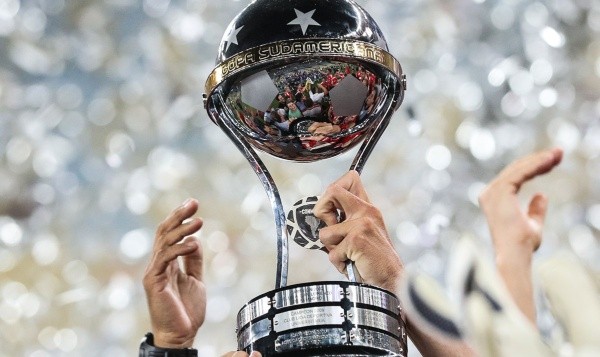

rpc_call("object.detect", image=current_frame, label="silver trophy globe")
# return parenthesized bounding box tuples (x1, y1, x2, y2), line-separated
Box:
(204, 0, 407, 355)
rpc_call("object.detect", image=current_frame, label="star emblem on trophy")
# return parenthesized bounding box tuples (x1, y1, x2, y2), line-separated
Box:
(204, 0, 408, 355)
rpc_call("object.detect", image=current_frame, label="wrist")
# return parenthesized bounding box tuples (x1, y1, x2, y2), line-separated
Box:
(495, 249, 533, 274)
(378, 259, 405, 293)
(139, 332, 198, 357)
(153, 332, 195, 349)
(491, 228, 540, 253)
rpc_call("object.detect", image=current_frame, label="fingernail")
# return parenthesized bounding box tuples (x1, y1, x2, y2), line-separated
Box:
(182, 198, 193, 207)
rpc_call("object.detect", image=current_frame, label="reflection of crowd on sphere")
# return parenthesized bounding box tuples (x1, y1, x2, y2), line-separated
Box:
(230, 62, 381, 147)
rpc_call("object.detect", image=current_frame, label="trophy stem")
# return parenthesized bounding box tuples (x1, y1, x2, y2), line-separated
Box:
(345, 79, 404, 282)
(216, 115, 289, 290)
(349, 87, 403, 174)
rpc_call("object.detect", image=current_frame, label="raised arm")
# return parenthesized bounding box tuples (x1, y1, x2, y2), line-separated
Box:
(478, 147, 563, 324)
(142, 198, 206, 349)
(141, 199, 262, 357)
(314, 171, 475, 357)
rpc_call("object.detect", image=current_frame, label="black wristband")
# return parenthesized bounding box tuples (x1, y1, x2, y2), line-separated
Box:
(139, 332, 198, 357)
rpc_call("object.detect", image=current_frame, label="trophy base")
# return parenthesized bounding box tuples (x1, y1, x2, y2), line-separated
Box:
(236, 281, 407, 356)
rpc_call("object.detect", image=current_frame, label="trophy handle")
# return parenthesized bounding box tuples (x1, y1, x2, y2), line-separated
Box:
(346, 76, 405, 283)
(212, 106, 289, 290)
(349, 89, 402, 174)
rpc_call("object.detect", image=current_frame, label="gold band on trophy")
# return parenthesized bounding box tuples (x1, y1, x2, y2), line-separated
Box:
(204, 38, 403, 95)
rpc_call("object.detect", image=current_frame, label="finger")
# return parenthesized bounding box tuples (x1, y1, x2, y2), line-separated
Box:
(318, 219, 362, 249)
(313, 195, 342, 226)
(333, 170, 370, 202)
(250, 352, 262, 357)
(494, 149, 555, 187)
(548, 146, 564, 165)
(181, 238, 203, 281)
(156, 199, 199, 239)
(322, 219, 369, 277)
(527, 193, 548, 227)
(496, 148, 563, 192)
(145, 242, 199, 279)
(328, 245, 350, 276)
(314, 183, 371, 226)
(314, 171, 369, 226)
(161, 218, 203, 248)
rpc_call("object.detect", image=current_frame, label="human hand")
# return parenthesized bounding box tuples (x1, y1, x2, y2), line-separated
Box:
(314, 172, 473, 356)
(478, 147, 563, 257)
(478, 147, 563, 323)
(143, 198, 206, 348)
(313, 170, 403, 292)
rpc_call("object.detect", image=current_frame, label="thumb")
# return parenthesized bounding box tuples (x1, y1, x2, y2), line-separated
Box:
(527, 193, 547, 226)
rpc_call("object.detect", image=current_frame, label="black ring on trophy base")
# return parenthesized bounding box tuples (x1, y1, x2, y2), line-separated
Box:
(236, 281, 407, 356)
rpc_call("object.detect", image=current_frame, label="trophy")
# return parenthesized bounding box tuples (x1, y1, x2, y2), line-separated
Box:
(203, 0, 407, 355)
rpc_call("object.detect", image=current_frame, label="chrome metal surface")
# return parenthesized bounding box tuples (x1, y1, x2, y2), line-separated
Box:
(209, 96, 289, 290)
(239, 318, 272, 350)
(347, 285, 402, 315)
(236, 282, 406, 356)
(274, 328, 346, 353)
(238, 296, 273, 329)
(273, 306, 345, 332)
(350, 328, 406, 354)
(274, 283, 344, 309)
(347, 307, 400, 332)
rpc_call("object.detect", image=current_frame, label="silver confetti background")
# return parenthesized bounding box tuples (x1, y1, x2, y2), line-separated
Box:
(0, 0, 599, 356)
